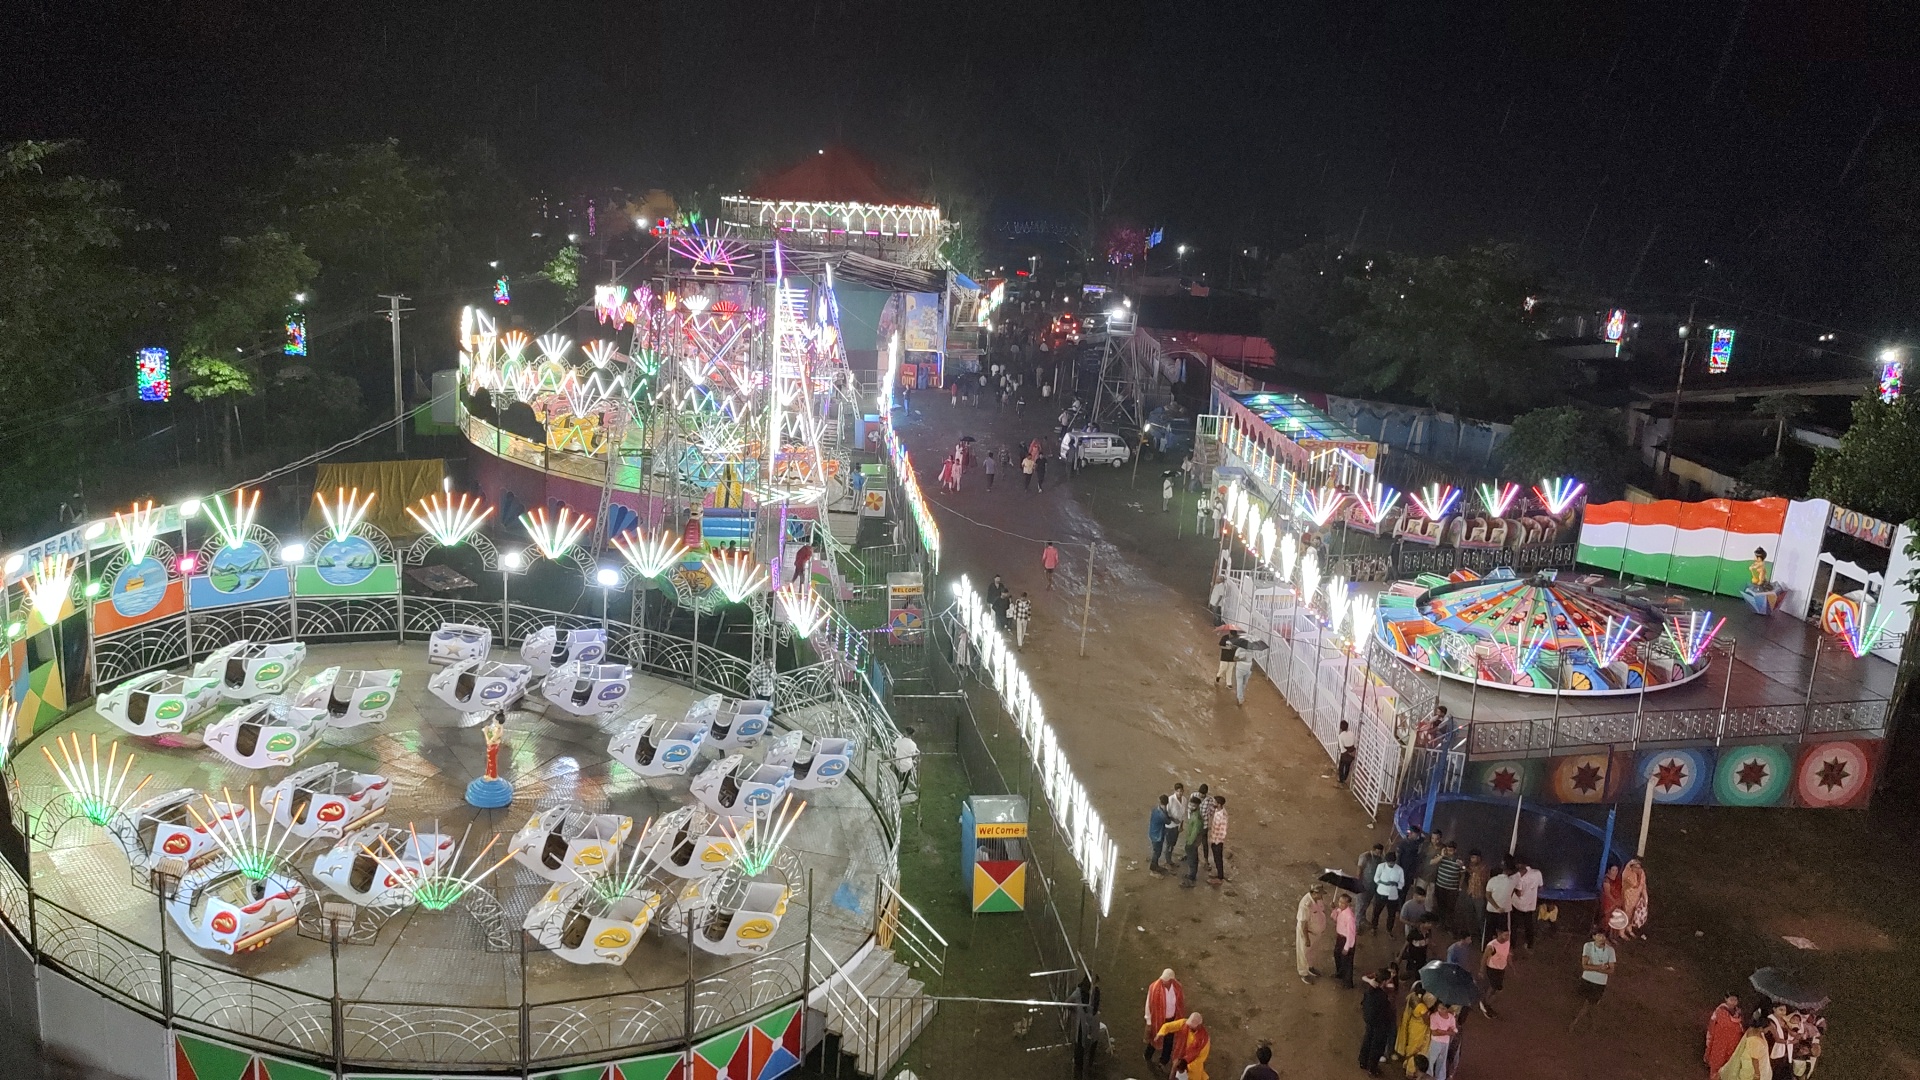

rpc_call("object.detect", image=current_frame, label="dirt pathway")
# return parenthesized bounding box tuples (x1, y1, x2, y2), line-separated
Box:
(898, 397, 1711, 1080)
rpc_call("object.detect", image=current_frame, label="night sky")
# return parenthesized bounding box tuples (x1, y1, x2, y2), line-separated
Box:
(7, 0, 1918, 326)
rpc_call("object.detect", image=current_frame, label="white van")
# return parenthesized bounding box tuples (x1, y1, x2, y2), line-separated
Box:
(1074, 432, 1131, 468)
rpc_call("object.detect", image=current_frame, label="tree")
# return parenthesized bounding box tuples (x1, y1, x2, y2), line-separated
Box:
(178, 229, 317, 467)
(1809, 397, 1920, 524)
(268, 140, 450, 298)
(1336, 243, 1559, 420)
(1498, 406, 1637, 498)
(1753, 392, 1813, 455)
(1260, 240, 1369, 371)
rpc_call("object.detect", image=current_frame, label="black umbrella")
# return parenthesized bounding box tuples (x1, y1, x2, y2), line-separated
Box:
(1318, 869, 1363, 894)
(1417, 961, 1481, 1007)
(1749, 968, 1829, 1011)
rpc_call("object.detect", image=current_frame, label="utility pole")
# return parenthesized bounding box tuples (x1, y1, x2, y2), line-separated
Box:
(1657, 299, 1698, 491)
(380, 294, 413, 456)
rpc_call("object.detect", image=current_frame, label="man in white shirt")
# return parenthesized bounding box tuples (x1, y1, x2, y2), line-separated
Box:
(1509, 857, 1544, 951)
(1336, 721, 1359, 786)
(1368, 853, 1406, 933)
(1483, 861, 1514, 943)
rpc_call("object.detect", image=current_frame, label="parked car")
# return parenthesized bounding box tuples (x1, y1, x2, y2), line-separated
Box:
(1072, 432, 1131, 468)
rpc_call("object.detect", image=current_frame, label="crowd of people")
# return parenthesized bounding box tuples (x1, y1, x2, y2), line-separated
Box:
(1706, 994, 1827, 1078)
(1146, 781, 1233, 888)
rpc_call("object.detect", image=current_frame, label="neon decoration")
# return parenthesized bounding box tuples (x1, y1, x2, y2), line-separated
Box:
(1354, 484, 1402, 526)
(881, 421, 942, 571)
(204, 489, 261, 550)
(1409, 483, 1461, 520)
(365, 824, 515, 912)
(1299, 551, 1322, 608)
(1604, 309, 1627, 342)
(285, 313, 308, 357)
(611, 529, 689, 579)
(42, 733, 152, 827)
(111, 501, 164, 564)
(406, 493, 493, 547)
(137, 347, 171, 402)
(953, 574, 1117, 915)
(24, 554, 76, 624)
(518, 508, 592, 561)
(1708, 328, 1734, 374)
(1514, 613, 1551, 674)
(580, 340, 621, 369)
(493, 277, 510, 305)
(0, 701, 12, 771)
(1295, 486, 1349, 528)
(1325, 576, 1350, 631)
(1278, 533, 1299, 584)
(1534, 477, 1586, 516)
(579, 828, 657, 904)
(1837, 603, 1894, 658)
(703, 550, 770, 603)
(1880, 349, 1904, 403)
(776, 582, 829, 638)
(192, 787, 299, 881)
(1664, 610, 1726, 666)
(1583, 615, 1641, 667)
(715, 794, 806, 877)
(671, 221, 748, 274)
(1257, 518, 1277, 565)
(536, 334, 571, 365)
(1477, 482, 1520, 518)
(593, 285, 629, 324)
(315, 487, 376, 539)
(1348, 594, 1375, 648)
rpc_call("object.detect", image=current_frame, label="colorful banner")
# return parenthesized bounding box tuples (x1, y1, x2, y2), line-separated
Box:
(187, 541, 290, 610)
(1793, 739, 1877, 809)
(294, 534, 399, 598)
(1576, 497, 1787, 597)
(1467, 739, 1881, 811)
(94, 557, 185, 634)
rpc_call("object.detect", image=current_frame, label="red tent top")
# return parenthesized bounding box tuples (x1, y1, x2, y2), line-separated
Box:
(746, 146, 930, 208)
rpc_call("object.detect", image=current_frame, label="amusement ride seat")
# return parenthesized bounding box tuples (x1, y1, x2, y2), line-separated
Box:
(126, 691, 152, 727)
(233, 720, 263, 757)
(561, 910, 592, 950)
(540, 830, 568, 871)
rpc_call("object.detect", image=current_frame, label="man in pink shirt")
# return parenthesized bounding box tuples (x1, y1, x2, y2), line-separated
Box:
(1042, 541, 1061, 589)
(1333, 892, 1360, 987)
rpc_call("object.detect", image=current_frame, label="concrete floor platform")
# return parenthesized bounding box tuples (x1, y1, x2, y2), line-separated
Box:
(14, 641, 888, 1012)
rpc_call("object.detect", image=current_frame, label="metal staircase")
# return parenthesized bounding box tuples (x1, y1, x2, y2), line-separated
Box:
(811, 880, 947, 1077)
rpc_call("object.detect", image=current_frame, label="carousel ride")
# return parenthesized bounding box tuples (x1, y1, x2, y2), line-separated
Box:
(0, 226, 905, 1072)
(1377, 570, 1724, 695)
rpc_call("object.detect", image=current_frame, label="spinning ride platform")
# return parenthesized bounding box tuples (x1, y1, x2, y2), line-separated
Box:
(1379, 571, 1713, 696)
(9, 641, 890, 1069)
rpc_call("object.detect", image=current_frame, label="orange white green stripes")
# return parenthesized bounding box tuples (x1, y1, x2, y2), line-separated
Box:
(1576, 497, 1787, 597)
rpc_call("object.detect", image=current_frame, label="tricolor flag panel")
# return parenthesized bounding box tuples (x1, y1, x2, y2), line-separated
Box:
(1576, 497, 1787, 597)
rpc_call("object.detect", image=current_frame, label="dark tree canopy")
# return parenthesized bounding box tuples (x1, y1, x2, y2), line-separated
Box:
(1498, 405, 1637, 499)
(1810, 398, 1920, 525)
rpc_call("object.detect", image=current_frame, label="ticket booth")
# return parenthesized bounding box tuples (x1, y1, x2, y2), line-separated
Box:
(961, 795, 1027, 913)
(887, 572, 925, 644)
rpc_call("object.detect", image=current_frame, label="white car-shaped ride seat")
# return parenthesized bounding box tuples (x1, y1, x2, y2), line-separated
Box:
(688, 694, 774, 751)
(670, 876, 790, 956)
(765, 731, 855, 790)
(522, 879, 663, 965)
(690, 755, 794, 819)
(97, 670, 223, 736)
(640, 807, 743, 880)
(108, 789, 248, 873)
(428, 622, 493, 666)
(608, 714, 706, 778)
(289, 666, 402, 728)
(167, 862, 304, 955)
(195, 640, 309, 700)
(509, 805, 633, 882)
(204, 700, 328, 770)
(428, 658, 532, 713)
(540, 661, 634, 718)
(520, 626, 607, 676)
(314, 822, 456, 906)
(263, 763, 391, 839)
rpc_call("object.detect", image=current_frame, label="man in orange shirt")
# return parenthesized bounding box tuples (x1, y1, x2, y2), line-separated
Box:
(1155, 1012, 1210, 1080)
